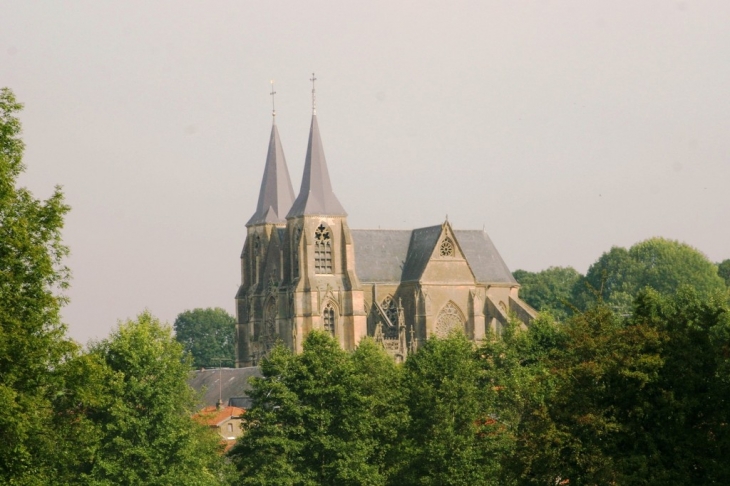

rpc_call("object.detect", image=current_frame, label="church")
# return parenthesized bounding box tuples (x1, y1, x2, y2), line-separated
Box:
(235, 92, 535, 367)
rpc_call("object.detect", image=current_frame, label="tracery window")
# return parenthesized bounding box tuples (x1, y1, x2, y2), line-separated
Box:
(382, 296, 398, 326)
(381, 296, 399, 340)
(314, 224, 333, 274)
(439, 237, 455, 257)
(323, 302, 336, 336)
(434, 301, 464, 338)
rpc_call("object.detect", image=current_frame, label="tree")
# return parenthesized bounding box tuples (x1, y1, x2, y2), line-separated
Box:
(85, 311, 232, 485)
(174, 307, 236, 368)
(718, 259, 730, 287)
(396, 333, 511, 486)
(230, 332, 406, 486)
(575, 237, 726, 315)
(513, 266, 582, 320)
(0, 87, 77, 483)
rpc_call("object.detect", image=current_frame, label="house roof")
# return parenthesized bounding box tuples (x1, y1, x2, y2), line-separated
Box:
(287, 115, 347, 218)
(188, 367, 261, 408)
(350, 225, 517, 285)
(194, 406, 245, 427)
(246, 124, 295, 226)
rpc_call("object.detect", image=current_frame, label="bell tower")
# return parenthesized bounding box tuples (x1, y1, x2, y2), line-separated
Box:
(283, 75, 366, 352)
(235, 82, 296, 367)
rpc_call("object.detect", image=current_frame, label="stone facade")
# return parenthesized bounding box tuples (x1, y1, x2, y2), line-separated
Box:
(235, 114, 535, 367)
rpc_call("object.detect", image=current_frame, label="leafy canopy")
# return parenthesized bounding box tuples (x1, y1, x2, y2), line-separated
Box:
(174, 307, 236, 368)
(0, 87, 75, 483)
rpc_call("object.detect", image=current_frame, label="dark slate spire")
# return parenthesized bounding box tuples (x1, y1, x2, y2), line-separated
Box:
(287, 115, 347, 218)
(246, 123, 296, 226)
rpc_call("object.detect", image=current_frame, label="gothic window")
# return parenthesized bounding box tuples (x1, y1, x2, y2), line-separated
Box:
(381, 296, 399, 340)
(382, 296, 398, 325)
(314, 224, 333, 274)
(323, 302, 336, 336)
(435, 301, 464, 338)
(439, 237, 455, 257)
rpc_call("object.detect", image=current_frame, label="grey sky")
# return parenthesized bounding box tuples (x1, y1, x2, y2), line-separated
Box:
(2, 1, 728, 344)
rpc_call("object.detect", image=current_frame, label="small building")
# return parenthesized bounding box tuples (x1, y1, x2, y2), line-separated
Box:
(193, 404, 245, 451)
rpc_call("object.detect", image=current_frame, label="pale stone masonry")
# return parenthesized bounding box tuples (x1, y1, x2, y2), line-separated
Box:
(235, 113, 536, 367)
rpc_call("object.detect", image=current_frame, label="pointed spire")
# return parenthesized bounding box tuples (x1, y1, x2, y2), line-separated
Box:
(287, 114, 347, 218)
(246, 123, 296, 226)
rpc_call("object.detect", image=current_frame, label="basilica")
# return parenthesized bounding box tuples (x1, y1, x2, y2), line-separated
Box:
(235, 105, 535, 367)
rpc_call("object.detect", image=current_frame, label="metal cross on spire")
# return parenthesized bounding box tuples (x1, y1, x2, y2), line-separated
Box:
(310, 72, 317, 115)
(270, 79, 276, 123)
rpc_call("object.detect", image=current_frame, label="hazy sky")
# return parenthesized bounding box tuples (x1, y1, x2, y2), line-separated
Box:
(2, 1, 729, 344)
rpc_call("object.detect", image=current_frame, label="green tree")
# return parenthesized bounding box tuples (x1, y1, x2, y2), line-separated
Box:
(718, 259, 730, 287)
(396, 334, 512, 486)
(85, 311, 232, 485)
(625, 288, 730, 484)
(230, 332, 406, 486)
(0, 87, 77, 484)
(575, 237, 726, 315)
(174, 307, 236, 368)
(513, 266, 582, 320)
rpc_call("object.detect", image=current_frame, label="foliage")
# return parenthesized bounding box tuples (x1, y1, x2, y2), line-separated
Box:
(396, 333, 512, 486)
(513, 266, 582, 320)
(230, 332, 406, 486)
(85, 311, 233, 485)
(575, 237, 726, 315)
(174, 307, 236, 368)
(718, 258, 730, 287)
(0, 87, 76, 484)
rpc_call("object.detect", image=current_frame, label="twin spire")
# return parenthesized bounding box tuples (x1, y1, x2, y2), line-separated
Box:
(246, 76, 346, 228)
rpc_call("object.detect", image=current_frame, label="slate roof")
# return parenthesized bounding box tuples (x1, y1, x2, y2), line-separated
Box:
(401, 225, 444, 282)
(351, 226, 517, 285)
(188, 367, 261, 408)
(247, 124, 295, 226)
(287, 115, 347, 218)
(351, 230, 412, 282)
(454, 230, 517, 284)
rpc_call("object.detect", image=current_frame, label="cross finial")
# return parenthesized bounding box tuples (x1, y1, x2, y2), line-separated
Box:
(270, 79, 277, 123)
(310, 72, 317, 115)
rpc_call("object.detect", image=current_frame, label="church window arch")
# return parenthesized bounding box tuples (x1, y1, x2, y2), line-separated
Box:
(439, 237, 455, 257)
(381, 295, 398, 326)
(380, 295, 399, 340)
(434, 301, 465, 338)
(314, 224, 333, 274)
(322, 301, 337, 336)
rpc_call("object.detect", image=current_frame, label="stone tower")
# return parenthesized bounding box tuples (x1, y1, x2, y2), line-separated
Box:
(235, 120, 295, 367)
(236, 113, 367, 366)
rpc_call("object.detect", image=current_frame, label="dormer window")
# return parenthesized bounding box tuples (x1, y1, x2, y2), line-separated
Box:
(439, 237, 455, 257)
(314, 224, 333, 274)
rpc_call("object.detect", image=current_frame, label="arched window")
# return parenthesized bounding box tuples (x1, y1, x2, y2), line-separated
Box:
(435, 301, 464, 338)
(323, 302, 336, 336)
(439, 237, 455, 257)
(314, 224, 333, 274)
(381, 296, 399, 339)
(381, 296, 398, 325)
